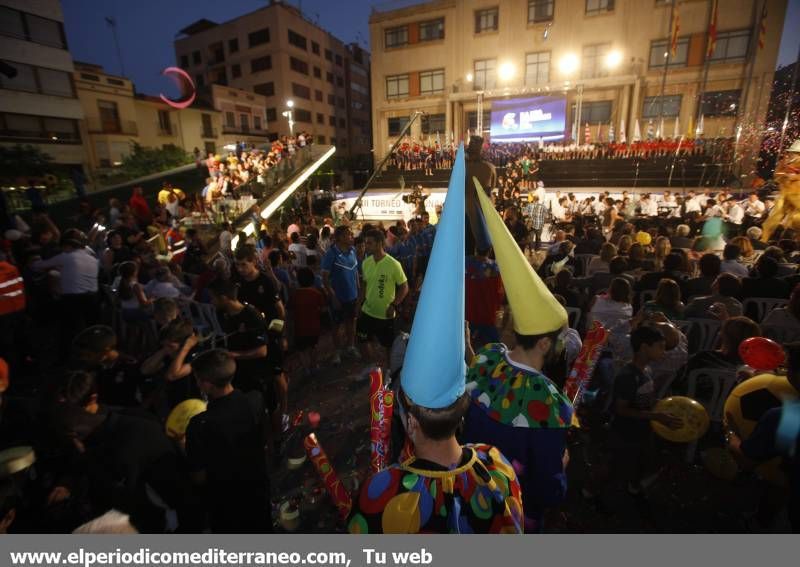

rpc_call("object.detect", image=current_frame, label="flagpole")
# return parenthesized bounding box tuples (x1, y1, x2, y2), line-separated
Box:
(657, 2, 677, 128)
(733, 0, 763, 182)
(696, 0, 716, 136)
(777, 41, 800, 155)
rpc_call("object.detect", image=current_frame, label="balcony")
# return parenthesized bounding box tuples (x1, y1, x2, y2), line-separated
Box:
(86, 118, 138, 135)
(158, 125, 175, 137)
(202, 128, 218, 138)
(222, 124, 254, 135)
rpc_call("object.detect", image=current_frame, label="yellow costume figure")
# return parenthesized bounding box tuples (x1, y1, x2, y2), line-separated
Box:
(762, 139, 800, 242)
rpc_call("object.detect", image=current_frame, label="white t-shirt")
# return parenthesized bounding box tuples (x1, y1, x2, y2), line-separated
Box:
(288, 242, 308, 266)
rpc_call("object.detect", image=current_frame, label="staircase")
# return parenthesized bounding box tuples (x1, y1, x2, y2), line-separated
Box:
(370, 155, 731, 190)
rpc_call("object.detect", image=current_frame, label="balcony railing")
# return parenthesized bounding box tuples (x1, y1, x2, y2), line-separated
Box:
(86, 118, 138, 135)
(158, 125, 175, 137)
(201, 128, 217, 138)
(222, 124, 257, 135)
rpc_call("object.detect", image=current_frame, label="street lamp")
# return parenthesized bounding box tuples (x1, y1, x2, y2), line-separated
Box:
(558, 53, 579, 76)
(283, 99, 295, 135)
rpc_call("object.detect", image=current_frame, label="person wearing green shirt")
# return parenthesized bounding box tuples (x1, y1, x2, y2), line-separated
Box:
(358, 229, 409, 368)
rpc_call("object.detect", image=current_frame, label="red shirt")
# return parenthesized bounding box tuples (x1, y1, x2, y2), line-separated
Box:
(465, 257, 503, 326)
(290, 287, 326, 338)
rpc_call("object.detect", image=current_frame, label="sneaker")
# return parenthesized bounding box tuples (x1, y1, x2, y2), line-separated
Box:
(346, 346, 361, 360)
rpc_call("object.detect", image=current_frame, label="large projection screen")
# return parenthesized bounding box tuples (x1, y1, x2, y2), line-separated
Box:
(489, 96, 567, 142)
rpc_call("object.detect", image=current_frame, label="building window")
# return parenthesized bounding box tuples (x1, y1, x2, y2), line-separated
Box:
(231, 64, 241, 78)
(195, 74, 205, 87)
(335, 54, 343, 66)
(251, 56, 272, 72)
(648, 37, 689, 68)
(249, 28, 270, 47)
(473, 59, 496, 90)
(419, 18, 445, 41)
(0, 112, 80, 142)
(328, 94, 336, 105)
(0, 7, 67, 49)
(388, 116, 410, 136)
(290, 57, 309, 75)
(158, 110, 172, 135)
(228, 38, 239, 53)
(528, 0, 554, 23)
(351, 82, 369, 95)
(288, 29, 307, 50)
(709, 30, 750, 63)
(585, 0, 614, 15)
(107, 78, 124, 86)
(385, 26, 408, 48)
(421, 113, 445, 134)
(419, 69, 445, 95)
(315, 89, 323, 101)
(312, 41, 320, 55)
(239, 114, 249, 132)
(292, 83, 311, 99)
(180, 55, 189, 68)
(225, 111, 235, 127)
(642, 94, 682, 118)
(329, 116, 336, 126)
(317, 113, 324, 124)
(254, 82, 274, 96)
(294, 108, 312, 123)
(326, 72, 334, 84)
(98, 100, 121, 132)
(201, 113, 214, 137)
(581, 43, 610, 79)
(336, 75, 344, 87)
(475, 7, 499, 34)
(339, 118, 346, 129)
(325, 49, 333, 61)
(314, 66, 321, 78)
(0, 61, 36, 93)
(338, 97, 345, 108)
(700, 90, 741, 117)
(386, 74, 409, 99)
(266, 108, 277, 122)
(525, 51, 550, 85)
(38, 67, 74, 96)
(467, 110, 491, 131)
(193, 51, 201, 65)
(571, 100, 612, 123)
(254, 115, 262, 130)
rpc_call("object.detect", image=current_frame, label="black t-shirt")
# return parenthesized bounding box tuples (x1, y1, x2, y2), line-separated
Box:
(234, 272, 281, 323)
(612, 363, 655, 441)
(218, 305, 268, 391)
(185, 389, 270, 533)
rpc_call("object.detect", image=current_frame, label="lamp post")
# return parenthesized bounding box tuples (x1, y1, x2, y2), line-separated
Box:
(282, 99, 295, 136)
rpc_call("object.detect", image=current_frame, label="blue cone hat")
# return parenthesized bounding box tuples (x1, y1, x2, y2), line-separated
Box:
(401, 143, 466, 409)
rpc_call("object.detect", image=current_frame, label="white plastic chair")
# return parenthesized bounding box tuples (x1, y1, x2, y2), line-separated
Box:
(687, 318, 721, 351)
(683, 367, 739, 463)
(742, 297, 789, 323)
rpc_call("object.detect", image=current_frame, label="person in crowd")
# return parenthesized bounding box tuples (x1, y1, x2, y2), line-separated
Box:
(321, 226, 360, 365)
(652, 237, 672, 271)
(526, 195, 548, 250)
(290, 267, 326, 377)
(641, 278, 685, 321)
(719, 244, 749, 277)
(683, 253, 722, 299)
(684, 273, 744, 319)
(587, 242, 617, 276)
(671, 224, 694, 249)
(636, 253, 687, 293)
(357, 230, 408, 368)
(186, 349, 271, 533)
(465, 248, 503, 348)
(288, 231, 307, 267)
(761, 284, 800, 335)
(741, 255, 791, 302)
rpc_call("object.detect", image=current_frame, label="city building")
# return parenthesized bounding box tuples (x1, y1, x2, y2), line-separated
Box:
(173, 0, 372, 159)
(369, 0, 787, 169)
(0, 0, 88, 176)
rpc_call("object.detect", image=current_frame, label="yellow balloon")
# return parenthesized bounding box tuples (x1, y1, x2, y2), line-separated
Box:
(650, 396, 709, 443)
(166, 398, 207, 438)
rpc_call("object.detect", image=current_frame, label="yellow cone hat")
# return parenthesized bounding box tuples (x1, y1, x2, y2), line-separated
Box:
(474, 177, 567, 335)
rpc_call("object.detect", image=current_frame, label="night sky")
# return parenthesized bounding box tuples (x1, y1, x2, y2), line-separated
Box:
(62, 0, 800, 97)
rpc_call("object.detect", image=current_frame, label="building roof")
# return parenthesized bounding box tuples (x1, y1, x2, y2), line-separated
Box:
(178, 18, 218, 36)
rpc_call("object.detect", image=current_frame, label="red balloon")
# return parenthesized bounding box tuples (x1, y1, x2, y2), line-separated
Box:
(738, 337, 785, 370)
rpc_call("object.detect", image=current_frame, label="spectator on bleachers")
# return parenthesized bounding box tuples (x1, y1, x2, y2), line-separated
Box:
(741, 255, 791, 301)
(587, 242, 617, 276)
(720, 244, 749, 278)
(683, 253, 721, 299)
(761, 284, 800, 332)
(636, 253, 686, 293)
(143, 266, 185, 299)
(747, 226, 768, 250)
(652, 237, 672, 271)
(641, 278, 685, 321)
(684, 274, 743, 319)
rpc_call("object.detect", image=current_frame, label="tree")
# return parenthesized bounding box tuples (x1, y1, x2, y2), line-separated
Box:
(0, 144, 53, 181)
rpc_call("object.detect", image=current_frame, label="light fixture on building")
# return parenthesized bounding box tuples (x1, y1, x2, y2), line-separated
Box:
(286, 99, 294, 108)
(465, 72, 474, 82)
(51, 136, 58, 140)
(543, 23, 552, 40)
(606, 50, 623, 69)
(558, 53, 579, 75)
(498, 62, 516, 82)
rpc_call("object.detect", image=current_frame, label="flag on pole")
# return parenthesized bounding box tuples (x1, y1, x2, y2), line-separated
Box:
(619, 119, 627, 144)
(697, 114, 705, 136)
(758, 2, 768, 50)
(706, 0, 719, 58)
(670, 7, 681, 58)
(687, 115, 694, 137)
(571, 120, 578, 142)
(673, 116, 680, 139)
(633, 119, 642, 142)
(658, 118, 665, 139)
(596, 122, 602, 143)
(608, 123, 615, 142)
(584, 122, 591, 144)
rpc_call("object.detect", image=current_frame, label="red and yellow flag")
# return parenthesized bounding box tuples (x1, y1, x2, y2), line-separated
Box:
(670, 8, 681, 58)
(758, 2, 768, 50)
(706, 0, 719, 58)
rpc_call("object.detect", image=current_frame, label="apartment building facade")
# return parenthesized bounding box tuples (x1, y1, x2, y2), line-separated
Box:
(174, 0, 372, 160)
(369, 0, 787, 166)
(0, 0, 88, 175)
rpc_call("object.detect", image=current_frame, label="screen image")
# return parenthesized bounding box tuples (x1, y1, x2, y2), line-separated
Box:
(489, 96, 567, 142)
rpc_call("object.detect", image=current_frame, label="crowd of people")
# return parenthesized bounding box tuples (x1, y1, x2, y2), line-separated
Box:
(0, 135, 797, 535)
